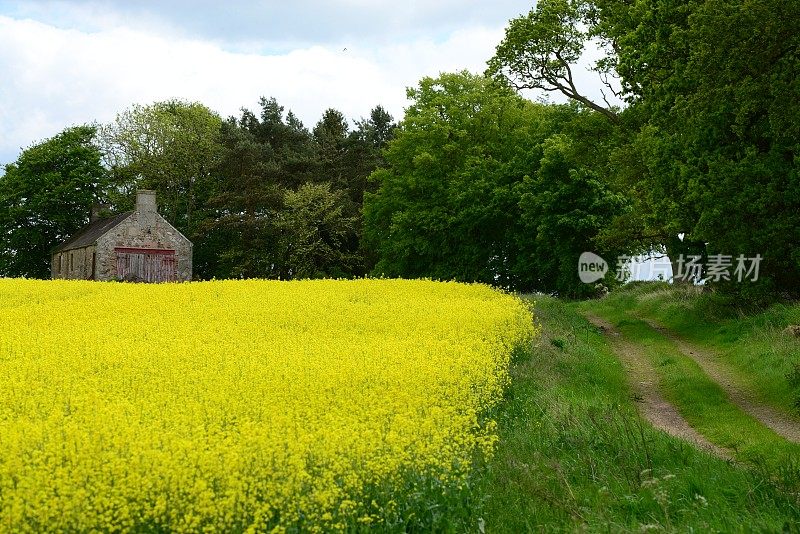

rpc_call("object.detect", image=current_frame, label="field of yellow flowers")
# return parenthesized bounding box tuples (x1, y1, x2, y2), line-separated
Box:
(0, 278, 534, 532)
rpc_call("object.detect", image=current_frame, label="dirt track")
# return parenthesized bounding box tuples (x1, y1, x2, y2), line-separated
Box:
(584, 313, 732, 460)
(641, 318, 800, 444)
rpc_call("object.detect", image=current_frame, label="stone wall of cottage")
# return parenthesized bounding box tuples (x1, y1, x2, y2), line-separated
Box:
(95, 210, 193, 281)
(51, 245, 96, 280)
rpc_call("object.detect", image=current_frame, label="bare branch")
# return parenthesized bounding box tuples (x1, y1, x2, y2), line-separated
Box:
(600, 87, 613, 108)
(552, 50, 619, 122)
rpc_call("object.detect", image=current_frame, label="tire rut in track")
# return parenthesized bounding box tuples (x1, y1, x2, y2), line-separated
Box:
(583, 312, 733, 460)
(640, 318, 800, 444)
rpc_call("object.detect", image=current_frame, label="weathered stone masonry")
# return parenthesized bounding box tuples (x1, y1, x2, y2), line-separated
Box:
(51, 190, 192, 282)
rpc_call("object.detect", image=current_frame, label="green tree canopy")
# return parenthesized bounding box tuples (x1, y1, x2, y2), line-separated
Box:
(277, 182, 357, 279)
(200, 98, 385, 279)
(0, 125, 108, 278)
(99, 99, 224, 235)
(364, 71, 625, 295)
(489, 0, 621, 122)
(492, 0, 800, 295)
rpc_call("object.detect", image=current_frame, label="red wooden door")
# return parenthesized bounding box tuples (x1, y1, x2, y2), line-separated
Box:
(115, 248, 177, 282)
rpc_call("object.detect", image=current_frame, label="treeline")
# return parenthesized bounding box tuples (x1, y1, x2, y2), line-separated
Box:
(364, 74, 627, 296)
(367, 0, 799, 298)
(0, 98, 395, 281)
(1, 0, 797, 299)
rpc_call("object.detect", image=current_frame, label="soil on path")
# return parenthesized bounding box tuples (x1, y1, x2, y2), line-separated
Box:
(641, 318, 800, 444)
(584, 312, 733, 460)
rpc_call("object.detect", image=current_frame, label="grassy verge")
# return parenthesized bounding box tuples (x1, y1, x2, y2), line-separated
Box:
(592, 282, 800, 415)
(477, 296, 800, 532)
(582, 299, 800, 467)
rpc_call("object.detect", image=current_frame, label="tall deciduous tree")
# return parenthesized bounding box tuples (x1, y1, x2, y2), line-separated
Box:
(100, 100, 224, 236)
(489, 0, 621, 122)
(653, 0, 800, 293)
(277, 182, 357, 279)
(0, 125, 108, 278)
(604, 0, 800, 293)
(364, 72, 624, 295)
(493, 0, 800, 295)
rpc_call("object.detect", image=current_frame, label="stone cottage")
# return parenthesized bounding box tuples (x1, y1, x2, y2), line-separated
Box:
(51, 190, 192, 282)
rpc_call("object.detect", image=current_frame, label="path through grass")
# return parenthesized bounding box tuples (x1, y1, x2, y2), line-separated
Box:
(477, 296, 800, 532)
(591, 283, 800, 416)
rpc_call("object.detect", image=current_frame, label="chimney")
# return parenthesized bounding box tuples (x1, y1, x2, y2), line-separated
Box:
(136, 190, 157, 214)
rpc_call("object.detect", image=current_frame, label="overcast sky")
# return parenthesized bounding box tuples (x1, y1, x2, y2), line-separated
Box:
(0, 1, 616, 169)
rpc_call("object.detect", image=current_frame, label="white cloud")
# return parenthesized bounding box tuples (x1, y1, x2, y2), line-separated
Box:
(4, 1, 532, 47)
(0, 14, 506, 166)
(0, 3, 623, 169)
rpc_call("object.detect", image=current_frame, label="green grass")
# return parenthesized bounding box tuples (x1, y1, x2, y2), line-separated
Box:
(584, 301, 800, 467)
(592, 282, 800, 415)
(476, 296, 800, 532)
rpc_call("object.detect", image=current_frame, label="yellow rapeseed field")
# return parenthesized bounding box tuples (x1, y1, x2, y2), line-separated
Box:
(0, 278, 535, 532)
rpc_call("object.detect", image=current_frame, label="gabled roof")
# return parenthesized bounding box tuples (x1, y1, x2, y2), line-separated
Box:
(54, 211, 133, 253)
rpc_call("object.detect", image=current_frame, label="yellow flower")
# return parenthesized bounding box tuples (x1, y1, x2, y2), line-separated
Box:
(0, 278, 535, 531)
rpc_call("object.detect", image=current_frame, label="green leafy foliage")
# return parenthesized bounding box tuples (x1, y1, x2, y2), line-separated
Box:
(492, 0, 800, 297)
(489, 0, 621, 122)
(196, 98, 393, 279)
(0, 126, 108, 278)
(277, 182, 358, 278)
(364, 72, 625, 296)
(100, 99, 224, 232)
